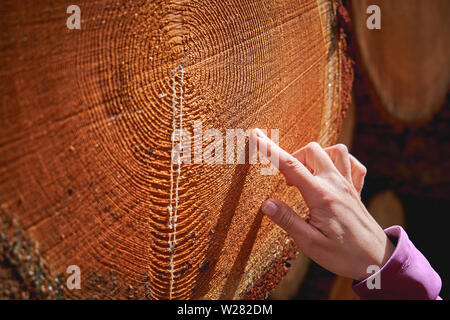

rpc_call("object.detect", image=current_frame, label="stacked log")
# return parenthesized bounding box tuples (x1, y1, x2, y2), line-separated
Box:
(349, 0, 450, 199)
(327, 0, 450, 300)
(351, 0, 450, 124)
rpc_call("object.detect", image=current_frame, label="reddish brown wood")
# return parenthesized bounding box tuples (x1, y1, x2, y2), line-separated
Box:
(0, 0, 352, 299)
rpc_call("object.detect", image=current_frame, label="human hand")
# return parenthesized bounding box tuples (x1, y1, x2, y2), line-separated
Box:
(253, 129, 395, 281)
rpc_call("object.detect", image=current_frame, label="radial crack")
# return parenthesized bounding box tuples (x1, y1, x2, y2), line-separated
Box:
(168, 63, 185, 299)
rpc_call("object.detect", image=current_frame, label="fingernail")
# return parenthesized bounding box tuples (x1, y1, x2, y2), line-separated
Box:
(254, 128, 265, 138)
(262, 200, 278, 217)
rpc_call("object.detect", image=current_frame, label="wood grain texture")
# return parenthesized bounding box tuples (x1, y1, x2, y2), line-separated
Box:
(0, 0, 352, 299)
(352, 0, 450, 124)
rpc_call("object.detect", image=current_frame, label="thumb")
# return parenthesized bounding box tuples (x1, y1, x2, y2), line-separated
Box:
(261, 199, 320, 252)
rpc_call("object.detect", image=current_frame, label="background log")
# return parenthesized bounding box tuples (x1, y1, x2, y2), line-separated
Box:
(351, 0, 450, 124)
(347, 0, 450, 200)
(330, 0, 450, 299)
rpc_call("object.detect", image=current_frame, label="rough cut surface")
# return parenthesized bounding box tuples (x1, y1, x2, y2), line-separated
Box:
(352, 0, 450, 124)
(0, 0, 352, 299)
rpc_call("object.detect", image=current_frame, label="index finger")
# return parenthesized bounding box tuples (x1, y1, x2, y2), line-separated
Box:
(253, 128, 316, 193)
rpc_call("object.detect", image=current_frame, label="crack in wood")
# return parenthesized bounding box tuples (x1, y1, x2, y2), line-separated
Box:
(168, 63, 185, 299)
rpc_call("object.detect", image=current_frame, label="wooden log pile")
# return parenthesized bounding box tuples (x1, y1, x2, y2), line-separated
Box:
(349, 0, 450, 199)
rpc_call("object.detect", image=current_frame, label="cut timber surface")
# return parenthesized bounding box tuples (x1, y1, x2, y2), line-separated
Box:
(352, 0, 450, 124)
(0, 0, 352, 299)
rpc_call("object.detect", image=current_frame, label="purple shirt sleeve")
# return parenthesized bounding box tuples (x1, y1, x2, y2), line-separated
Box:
(353, 225, 442, 300)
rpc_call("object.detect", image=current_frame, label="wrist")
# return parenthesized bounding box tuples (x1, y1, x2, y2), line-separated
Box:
(354, 231, 395, 281)
(380, 236, 395, 267)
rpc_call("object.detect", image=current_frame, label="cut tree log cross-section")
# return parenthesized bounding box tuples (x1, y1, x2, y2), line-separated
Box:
(0, 0, 352, 299)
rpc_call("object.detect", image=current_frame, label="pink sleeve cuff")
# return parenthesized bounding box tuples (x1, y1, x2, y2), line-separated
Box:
(352, 226, 442, 300)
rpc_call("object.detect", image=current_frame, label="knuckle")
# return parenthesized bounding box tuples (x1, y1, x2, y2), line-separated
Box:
(358, 165, 367, 177)
(307, 141, 321, 150)
(283, 157, 302, 172)
(335, 143, 348, 155)
(285, 157, 298, 168)
(305, 142, 322, 160)
(315, 187, 336, 208)
(321, 196, 335, 209)
(278, 208, 295, 231)
(361, 165, 367, 175)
